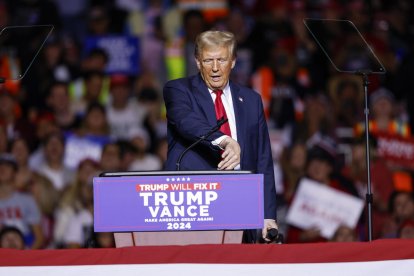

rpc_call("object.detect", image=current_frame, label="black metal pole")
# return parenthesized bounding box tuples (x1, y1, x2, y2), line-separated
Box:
(360, 72, 373, 242)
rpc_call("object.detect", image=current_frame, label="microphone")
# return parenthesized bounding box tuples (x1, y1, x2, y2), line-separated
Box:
(176, 117, 228, 171)
(265, 228, 284, 244)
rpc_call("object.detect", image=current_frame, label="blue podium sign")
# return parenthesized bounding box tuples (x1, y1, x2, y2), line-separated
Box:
(93, 173, 264, 232)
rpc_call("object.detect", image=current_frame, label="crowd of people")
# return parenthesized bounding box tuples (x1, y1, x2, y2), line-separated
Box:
(1, 0, 414, 249)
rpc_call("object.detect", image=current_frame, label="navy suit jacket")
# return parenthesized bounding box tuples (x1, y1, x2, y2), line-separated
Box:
(163, 74, 277, 220)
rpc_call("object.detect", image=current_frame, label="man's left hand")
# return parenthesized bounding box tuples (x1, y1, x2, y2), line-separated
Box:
(262, 219, 278, 242)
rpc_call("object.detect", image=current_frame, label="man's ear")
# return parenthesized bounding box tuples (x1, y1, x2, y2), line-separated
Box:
(231, 59, 236, 69)
(195, 57, 201, 70)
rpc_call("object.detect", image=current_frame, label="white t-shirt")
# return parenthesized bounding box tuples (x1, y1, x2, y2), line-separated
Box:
(128, 154, 162, 171)
(0, 192, 41, 236)
(106, 100, 148, 140)
(63, 209, 93, 246)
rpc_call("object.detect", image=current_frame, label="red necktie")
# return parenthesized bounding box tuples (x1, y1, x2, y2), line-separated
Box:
(213, 89, 231, 137)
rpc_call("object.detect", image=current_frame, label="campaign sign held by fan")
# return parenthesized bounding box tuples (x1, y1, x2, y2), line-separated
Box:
(84, 35, 140, 75)
(286, 178, 364, 239)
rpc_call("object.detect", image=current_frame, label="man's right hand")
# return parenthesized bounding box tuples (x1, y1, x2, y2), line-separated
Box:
(218, 137, 240, 170)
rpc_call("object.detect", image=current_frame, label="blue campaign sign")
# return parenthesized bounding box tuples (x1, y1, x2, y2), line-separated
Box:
(84, 35, 140, 75)
(93, 173, 264, 232)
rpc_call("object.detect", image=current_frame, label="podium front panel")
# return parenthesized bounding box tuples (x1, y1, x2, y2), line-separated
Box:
(94, 172, 264, 232)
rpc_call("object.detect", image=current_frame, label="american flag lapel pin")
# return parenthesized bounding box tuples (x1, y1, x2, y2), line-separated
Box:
(238, 97, 243, 102)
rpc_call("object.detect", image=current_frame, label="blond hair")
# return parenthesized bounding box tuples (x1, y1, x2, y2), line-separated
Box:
(194, 30, 236, 59)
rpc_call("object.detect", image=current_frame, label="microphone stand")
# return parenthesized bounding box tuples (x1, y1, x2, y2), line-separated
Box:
(176, 117, 228, 171)
(356, 70, 374, 242)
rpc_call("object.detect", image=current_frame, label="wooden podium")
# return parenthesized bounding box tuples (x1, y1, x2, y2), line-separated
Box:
(94, 171, 262, 247)
(114, 230, 243, 247)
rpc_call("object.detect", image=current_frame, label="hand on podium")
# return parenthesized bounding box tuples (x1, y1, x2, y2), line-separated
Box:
(262, 219, 279, 242)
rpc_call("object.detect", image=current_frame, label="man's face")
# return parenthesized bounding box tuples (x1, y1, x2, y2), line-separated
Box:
(196, 46, 235, 91)
(0, 163, 15, 184)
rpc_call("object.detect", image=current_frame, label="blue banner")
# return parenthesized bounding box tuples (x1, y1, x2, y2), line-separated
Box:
(84, 35, 140, 75)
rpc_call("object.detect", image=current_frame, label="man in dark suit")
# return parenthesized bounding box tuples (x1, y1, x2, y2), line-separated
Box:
(163, 30, 278, 242)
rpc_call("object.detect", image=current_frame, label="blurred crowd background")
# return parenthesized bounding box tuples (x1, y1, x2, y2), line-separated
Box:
(1, 0, 414, 249)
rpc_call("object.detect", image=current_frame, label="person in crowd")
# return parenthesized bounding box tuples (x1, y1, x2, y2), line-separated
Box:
(136, 85, 166, 153)
(292, 92, 334, 146)
(127, 127, 162, 171)
(77, 102, 110, 139)
(328, 74, 364, 139)
(33, 132, 74, 192)
(23, 34, 72, 114)
(68, 47, 110, 116)
(331, 225, 359, 242)
(0, 126, 7, 155)
(86, 5, 111, 36)
(286, 142, 359, 243)
(63, 102, 112, 170)
(29, 172, 59, 248)
(87, 232, 115, 248)
(0, 226, 26, 250)
(341, 136, 394, 239)
(70, 71, 107, 117)
(182, 9, 209, 77)
(54, 158, 99, 248)
(127, 1, 167, 82)
(99, 142, 122, 173)
(354, 87, 410, 138)
(163, 30, 278, 242)
(53, 0, 89, 44)
(398, 219, 414, 239)
(27, 115, 61, 172)
(155, 137, 168, 169)
(0, 153, 44, 249)
(252, 36, 307, 126)
(164, 9, 208, 81)
(394, 34, 414, 132)
(60, 176, 94, 248)
(381, 191, 414, 238)
(247, 1, 295, 71)
(279, 141, 307, 203)
(9, 137, 35, 192)
(45, 81, 79, 131)
(0, 87, 37, 150)
(106, 74, 148, 141)
(222, 9, 255, 87)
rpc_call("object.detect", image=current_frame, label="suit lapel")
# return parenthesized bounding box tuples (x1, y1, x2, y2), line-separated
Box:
(230, 82, 246, 158)
(190, 75, 247, 156)
(191, 74, 217, 127)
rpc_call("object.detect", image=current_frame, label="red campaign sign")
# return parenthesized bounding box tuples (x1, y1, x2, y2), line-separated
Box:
(375, 132, 414, 170)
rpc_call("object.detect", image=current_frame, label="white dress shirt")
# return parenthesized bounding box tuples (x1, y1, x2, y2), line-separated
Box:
(209, 83, 240, 170)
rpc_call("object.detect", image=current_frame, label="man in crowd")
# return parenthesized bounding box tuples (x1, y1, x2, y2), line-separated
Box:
(0, 153, 43, 248)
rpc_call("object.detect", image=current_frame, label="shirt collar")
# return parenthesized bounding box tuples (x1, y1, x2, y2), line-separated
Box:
(208, 82, 231, 97)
